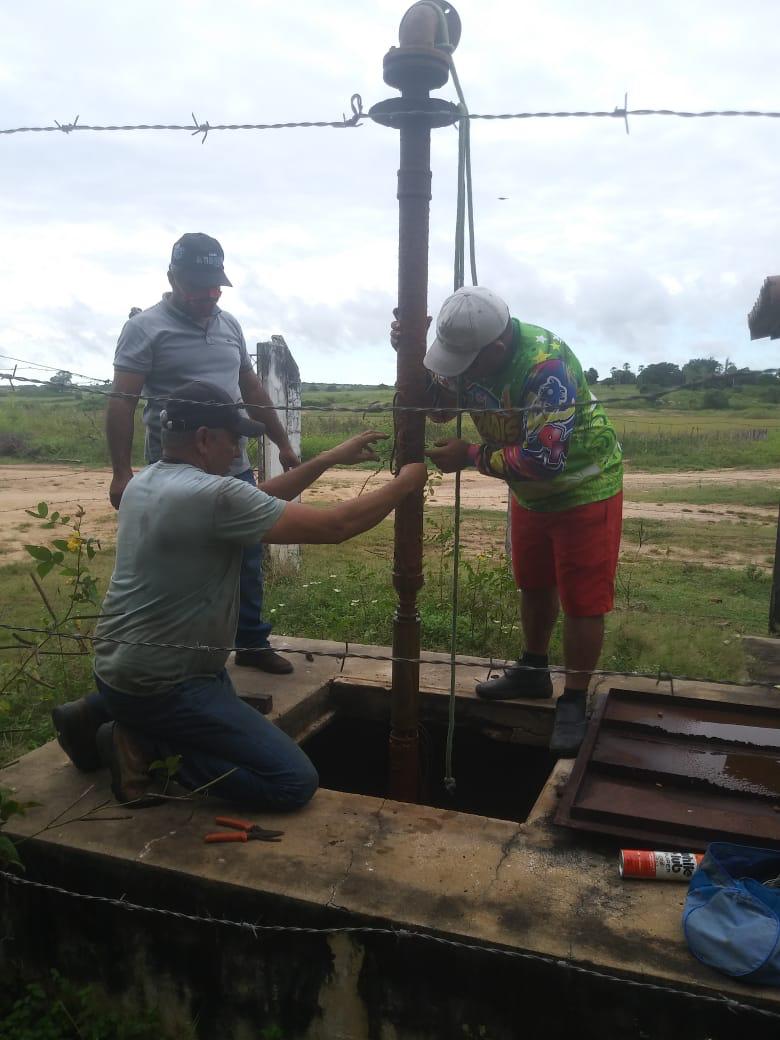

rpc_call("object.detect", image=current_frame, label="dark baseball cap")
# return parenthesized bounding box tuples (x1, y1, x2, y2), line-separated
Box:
(169, 233, 232, 287)
(160, 381, 265, 437)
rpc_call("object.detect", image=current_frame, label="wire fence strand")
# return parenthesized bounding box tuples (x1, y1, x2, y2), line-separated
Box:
(4, 101, 780, 139)
(0, 871, 778, 1023)
(1, 367, 777, 417)
(0, 621, 772, 690)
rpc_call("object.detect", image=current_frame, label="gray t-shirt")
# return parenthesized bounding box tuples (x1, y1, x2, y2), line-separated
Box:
(113, 295, 254, 476)
(94, 462, 286, 695)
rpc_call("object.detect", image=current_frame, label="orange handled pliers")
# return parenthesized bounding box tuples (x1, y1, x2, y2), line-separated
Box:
(204, 816, 284, 844)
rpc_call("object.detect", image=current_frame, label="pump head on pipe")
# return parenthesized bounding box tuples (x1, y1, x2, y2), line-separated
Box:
(384, 1, 459, 94)
(370, 1, 461, 128)
(398, 1, 461, 51)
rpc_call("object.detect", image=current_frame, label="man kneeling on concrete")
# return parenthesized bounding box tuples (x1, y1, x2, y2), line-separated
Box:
(52, 381, 427, 809)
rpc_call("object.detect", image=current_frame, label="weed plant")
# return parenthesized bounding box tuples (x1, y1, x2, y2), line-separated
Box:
(0, 970, 191, 1040)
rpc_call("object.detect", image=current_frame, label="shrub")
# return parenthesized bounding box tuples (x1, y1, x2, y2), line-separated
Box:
(701, 389, 730, 409)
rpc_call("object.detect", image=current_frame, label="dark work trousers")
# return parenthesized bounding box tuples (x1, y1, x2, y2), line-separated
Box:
(234, 468, 273, 650)
(88, 670, 318, 810)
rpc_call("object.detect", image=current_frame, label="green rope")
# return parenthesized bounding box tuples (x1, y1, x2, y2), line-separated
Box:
(444, 58, 478, 795)
(443, 379, 463, 794)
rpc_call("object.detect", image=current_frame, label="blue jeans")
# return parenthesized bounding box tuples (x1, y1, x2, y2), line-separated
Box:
(235, 468, 273, 650)
(88, 670, 318, 811)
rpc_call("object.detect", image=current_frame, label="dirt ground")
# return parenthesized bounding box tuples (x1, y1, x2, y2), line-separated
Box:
(0, 463, 778, 567)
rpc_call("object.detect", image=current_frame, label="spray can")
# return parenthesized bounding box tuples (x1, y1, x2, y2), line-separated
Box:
(619, 849, 703, 881)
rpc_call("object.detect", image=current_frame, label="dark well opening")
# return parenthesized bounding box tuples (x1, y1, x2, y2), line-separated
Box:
(301, 716, 557, 822)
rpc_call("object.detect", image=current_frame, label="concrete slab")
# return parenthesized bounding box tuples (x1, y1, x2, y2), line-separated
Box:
(2, 635, 780, 1034)
(4, 741, 779, 1011)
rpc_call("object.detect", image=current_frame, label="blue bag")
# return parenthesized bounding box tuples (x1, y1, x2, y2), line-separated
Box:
(683, 842, 780, 985)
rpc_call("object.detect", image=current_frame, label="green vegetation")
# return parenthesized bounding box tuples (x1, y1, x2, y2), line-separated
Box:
(258, 512, 768, 681)
(621, 516, 776, 565)
(626, 483, 780, 509)
(1, 380, 778, 473)
(0, 971, 191, 1039)
(0, 390, 146, 467)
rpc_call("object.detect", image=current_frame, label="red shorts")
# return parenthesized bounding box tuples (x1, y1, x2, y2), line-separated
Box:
(510, 492, 623, 617)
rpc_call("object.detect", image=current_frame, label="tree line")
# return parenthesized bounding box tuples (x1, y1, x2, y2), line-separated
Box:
(585, 358, 777, 388)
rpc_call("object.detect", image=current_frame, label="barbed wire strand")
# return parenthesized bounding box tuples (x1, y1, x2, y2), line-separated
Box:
(0, 621, 772, 689)
(0, 96, 366, 139)
(2, 369, 777, 417)
(0, 871, 778, 1023)
(0, 353, 106, 383)
(4, 101, 780, 138)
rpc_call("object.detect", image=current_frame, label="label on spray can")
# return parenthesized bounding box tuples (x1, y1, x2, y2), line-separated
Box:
(619, 849, 704, 881)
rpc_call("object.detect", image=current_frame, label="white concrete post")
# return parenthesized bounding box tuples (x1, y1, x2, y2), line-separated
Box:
(256, 335, 302, 574)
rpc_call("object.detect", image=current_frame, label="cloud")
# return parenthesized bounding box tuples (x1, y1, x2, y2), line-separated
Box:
(1, 0, 779, 386)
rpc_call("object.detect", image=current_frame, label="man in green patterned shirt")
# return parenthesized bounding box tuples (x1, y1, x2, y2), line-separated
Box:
(416, 286, 623, 755)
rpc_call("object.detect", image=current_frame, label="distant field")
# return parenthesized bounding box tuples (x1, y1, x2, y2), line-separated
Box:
(627, 483, 779, 508)
(0, 382, 778, 473)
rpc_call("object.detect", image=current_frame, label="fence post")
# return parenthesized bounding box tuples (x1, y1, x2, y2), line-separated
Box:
(255, 336, 302, 574)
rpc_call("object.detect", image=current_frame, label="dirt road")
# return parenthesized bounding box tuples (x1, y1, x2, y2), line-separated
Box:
(0, 463, 777, 564)
(306, 467, 779, 521)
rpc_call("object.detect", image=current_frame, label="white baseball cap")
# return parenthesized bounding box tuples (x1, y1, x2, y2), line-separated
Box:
(423, 286, 511, 377)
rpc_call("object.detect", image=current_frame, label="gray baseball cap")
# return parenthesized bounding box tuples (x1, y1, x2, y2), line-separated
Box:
(423, 286, 510, 377)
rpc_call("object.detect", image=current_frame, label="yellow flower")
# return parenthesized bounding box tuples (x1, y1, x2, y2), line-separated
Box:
(66, 532, 82, 553)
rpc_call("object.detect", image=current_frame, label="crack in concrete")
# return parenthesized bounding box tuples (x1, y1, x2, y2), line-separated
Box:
(326, 847, 355, 911)
(489, 823, 526, 887)
(326, 799, 387, 911)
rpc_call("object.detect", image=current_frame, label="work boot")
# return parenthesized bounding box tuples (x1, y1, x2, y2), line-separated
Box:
(234, 648, 294, 675)
(51, 697, 103, 772)
(96, 722, 162, 808)
(549, 693, 588, 758)
(475, 662, 553, 701)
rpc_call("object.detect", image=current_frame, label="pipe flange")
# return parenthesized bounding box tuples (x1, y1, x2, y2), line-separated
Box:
(369, 97, 460, 130)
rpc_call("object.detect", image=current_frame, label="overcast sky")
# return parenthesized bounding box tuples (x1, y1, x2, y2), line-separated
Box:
(1, 0, 778, 386)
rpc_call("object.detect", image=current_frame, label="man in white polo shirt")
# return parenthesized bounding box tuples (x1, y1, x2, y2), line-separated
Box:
(106, 233, 297, 675)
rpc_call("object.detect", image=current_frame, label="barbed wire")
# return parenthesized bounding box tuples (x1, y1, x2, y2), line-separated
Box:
(0, 353, 106, 383)
(0, 871, 778, 1022)
(4, 98, 780, 140)
(2, 368, 777, 417)
(0, 621, 771, 690)
(0, 96, 366, 141)
(470, 106, 780, 124)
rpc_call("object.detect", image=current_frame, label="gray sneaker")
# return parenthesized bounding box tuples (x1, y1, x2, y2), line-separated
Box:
(475, 663, 553, 701)
(549, 695, 588, 757)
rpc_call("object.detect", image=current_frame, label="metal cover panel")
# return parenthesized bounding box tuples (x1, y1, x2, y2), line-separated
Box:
(554, 688, 780, 850)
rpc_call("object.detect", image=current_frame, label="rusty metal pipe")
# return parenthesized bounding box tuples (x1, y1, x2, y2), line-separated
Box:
(371, 3, 460, 803)
(389, 121, 431, 802)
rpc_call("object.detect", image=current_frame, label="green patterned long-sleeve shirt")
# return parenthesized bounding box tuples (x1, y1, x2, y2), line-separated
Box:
(434, 319, 623, 512)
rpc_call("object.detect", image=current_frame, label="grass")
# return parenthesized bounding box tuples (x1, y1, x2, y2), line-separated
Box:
(621, 516, 777, 565)
(2, 384, 778, 473)
(0, 391, 146, 467)
(261, 517, 768, 684)
(625, 483, 779, 509)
